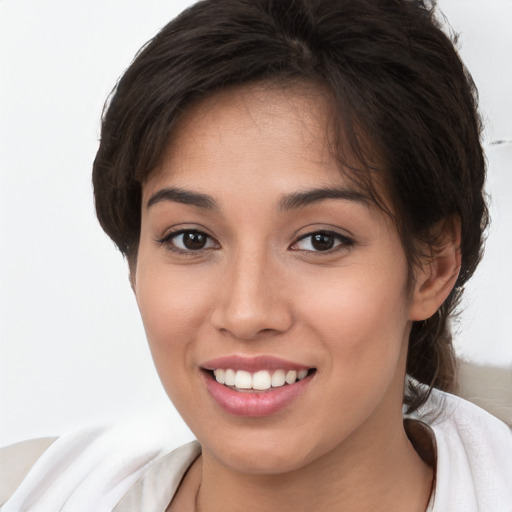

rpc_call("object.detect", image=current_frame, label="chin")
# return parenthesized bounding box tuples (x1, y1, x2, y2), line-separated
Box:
(214, 445, 314, 475)
(198, 424, 331, 476)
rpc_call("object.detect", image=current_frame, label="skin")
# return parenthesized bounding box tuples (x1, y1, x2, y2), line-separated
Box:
(133, 84, 460, 511)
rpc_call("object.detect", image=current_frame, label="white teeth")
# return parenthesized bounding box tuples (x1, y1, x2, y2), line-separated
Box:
(297, 369, 308, 380)
(252, 370, 272, 390)
(234, 370, 252, 389)
(224, 369, 236, 386)
(285, 370, 297, 385)
(213, 369, 225, 384)
(213, 368, 311, 390)
(271, 369, 286, 387)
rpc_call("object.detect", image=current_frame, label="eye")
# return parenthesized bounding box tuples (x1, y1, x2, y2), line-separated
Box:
(291, 231, 352, 252)
(158, 229, 218, 253)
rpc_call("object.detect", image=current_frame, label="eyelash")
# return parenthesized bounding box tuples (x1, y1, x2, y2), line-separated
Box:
(157, 229, 353, 255)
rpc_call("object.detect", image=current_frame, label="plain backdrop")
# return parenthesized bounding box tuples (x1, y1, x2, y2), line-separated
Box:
(1, 0, 511, 447)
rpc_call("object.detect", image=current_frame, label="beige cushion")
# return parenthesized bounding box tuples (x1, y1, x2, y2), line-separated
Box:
(0, 437, 57, 506)
(456, 360, 512, 427)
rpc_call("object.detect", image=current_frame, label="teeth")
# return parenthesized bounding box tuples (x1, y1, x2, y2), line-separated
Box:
(253, 370, 272, 390)
(213, 369, 225, 384)
(271, 369, 286, 387)
(234, 370, 252, 389)
(224, 369, 236, 386)
(285, 370, 297, 385)
(213, 368, 310, 390)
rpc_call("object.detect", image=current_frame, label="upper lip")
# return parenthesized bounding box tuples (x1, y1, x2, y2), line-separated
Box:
(201, 355, 313, 373)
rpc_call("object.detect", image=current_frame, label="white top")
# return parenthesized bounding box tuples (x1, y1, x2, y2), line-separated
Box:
(407, 390, 512, 511)
(2, 390, 511, 512)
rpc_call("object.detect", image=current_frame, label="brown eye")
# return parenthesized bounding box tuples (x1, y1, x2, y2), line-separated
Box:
(311, 233, 336, 251)
(160, 230, 218, 252)
(292, 231, 353, 253)
(182, 232, 208, 250)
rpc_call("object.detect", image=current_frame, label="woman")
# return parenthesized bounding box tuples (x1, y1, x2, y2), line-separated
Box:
(2, 0, 511, 510)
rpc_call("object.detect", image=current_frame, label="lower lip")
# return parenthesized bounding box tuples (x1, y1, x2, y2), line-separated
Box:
(203, 371, 313, 417)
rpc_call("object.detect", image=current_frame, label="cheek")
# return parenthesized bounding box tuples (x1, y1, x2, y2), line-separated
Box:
(134, 263, 213, 370)
(134, 265, 215, 421)
(297, 265, 411, 374)
(303, 265, 409, 327)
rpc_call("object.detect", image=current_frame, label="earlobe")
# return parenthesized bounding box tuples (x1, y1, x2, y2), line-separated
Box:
(409, 218, 462, 321)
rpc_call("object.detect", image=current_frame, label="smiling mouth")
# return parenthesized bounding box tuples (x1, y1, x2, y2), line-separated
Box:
(205, 368, 317, 392)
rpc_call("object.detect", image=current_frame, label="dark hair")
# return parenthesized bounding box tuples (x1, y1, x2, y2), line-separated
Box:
(92, 0, 488, 412)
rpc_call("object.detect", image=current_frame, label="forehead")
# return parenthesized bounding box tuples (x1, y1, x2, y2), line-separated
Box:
(174, 83, 332, 145)
(143, 83, 380, 206)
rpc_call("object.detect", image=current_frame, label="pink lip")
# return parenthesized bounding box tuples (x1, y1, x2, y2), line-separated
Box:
(201, 355, 311, 372)
(201, 371, 314, 418)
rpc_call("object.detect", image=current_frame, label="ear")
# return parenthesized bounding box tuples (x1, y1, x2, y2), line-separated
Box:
(409, 217, 462, 321)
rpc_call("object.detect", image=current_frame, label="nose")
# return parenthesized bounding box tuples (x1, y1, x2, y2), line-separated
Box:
(211, 249, 293, 340)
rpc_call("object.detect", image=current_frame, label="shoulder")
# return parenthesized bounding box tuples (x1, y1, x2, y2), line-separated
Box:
(416, 388, 512, 511)
(0, 415, 195, 512)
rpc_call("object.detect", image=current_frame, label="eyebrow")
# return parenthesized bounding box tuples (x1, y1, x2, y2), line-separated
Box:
(146, 185, 371, 212)
(146, 187, 218, 210)
(278, 187, 371, 211)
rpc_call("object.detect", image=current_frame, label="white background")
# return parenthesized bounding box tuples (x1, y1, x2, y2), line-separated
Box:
(1, 0, 511, 446)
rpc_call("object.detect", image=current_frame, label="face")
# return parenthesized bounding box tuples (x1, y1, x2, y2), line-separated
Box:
(134, 85, 417, 475)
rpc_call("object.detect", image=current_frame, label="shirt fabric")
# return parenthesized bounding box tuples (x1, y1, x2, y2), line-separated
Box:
(2, 389, 511, 512)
